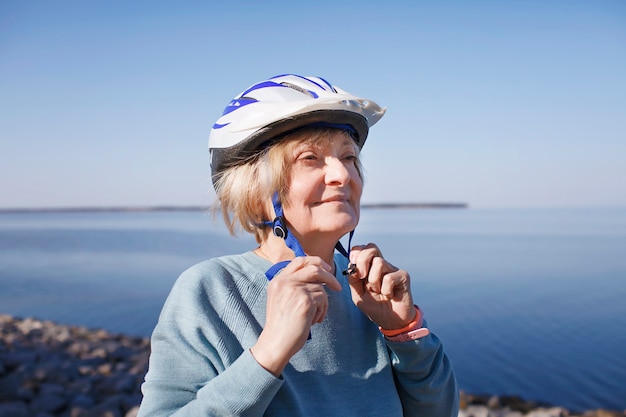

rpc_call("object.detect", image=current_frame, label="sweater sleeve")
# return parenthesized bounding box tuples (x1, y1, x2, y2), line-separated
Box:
(386, 321, 460, 417)
(137, 260, 283, 417)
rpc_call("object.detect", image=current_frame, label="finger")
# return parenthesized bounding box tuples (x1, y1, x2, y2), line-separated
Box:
(349, 243, 381, 264)
(282, 257, 341, 291)
(302, 264, 342, 291)
(380, 270, 411, 300)
(365, 256, 386, 294)
(349, 243, 382, 279)
(284, 256, 332, 275)
(309, 288, 328, 324)
(311, 293, 328, 324)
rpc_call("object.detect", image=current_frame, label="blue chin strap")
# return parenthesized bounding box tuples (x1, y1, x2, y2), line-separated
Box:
(264, 193, 353, 280)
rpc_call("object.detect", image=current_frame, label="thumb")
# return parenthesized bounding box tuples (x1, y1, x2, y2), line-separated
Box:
(344, 262, 366, 296)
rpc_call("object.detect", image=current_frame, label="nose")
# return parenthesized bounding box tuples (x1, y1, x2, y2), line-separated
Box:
(324, 157, 351, 185)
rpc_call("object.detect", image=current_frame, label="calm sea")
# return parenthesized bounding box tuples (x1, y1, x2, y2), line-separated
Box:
(1, 208, 625, 411)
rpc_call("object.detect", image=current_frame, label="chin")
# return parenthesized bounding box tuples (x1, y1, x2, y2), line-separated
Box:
(327, 214, 359, 235)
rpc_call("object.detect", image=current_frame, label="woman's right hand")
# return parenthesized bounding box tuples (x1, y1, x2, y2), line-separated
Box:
(250, 256, 341, 377)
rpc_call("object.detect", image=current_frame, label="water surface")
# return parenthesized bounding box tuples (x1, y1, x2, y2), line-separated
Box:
(1, 208, 624, 411)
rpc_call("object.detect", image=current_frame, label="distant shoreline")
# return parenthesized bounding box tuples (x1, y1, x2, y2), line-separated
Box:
(0, 203, 468, 214)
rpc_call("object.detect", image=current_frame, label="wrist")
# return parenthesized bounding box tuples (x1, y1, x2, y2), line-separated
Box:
(250, 342, 289, 378)
(378, 305, 422, 337)
(379, 305, 430, 342)
(384, 327, 430, 342)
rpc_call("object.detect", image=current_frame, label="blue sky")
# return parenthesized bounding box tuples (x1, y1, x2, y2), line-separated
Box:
(1, 1, 624, 209)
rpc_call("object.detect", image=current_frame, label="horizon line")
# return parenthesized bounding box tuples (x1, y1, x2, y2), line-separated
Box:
(0, 202, 469, 214)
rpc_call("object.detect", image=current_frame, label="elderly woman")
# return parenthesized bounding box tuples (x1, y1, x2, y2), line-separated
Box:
(138, 74, 459, 416)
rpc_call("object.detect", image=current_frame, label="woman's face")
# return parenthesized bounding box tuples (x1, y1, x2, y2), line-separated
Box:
(282, 131, 362, 242)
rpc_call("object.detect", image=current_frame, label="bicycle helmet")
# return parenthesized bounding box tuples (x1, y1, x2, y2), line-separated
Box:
(208, 74, 386, 184)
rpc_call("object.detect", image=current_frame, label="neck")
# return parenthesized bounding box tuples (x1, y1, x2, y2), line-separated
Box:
(256, 232, 337, 271)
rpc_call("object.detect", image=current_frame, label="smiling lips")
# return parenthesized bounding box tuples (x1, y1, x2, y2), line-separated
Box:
(314, 195, 351, 206)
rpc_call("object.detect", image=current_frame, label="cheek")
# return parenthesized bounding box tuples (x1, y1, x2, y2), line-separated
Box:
(351, 170, 363, 197)
(285, 176, 315, 208)
(290, 176, 307, 192)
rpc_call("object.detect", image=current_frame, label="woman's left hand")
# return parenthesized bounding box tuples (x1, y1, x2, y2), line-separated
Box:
(346, 243, 416, 331)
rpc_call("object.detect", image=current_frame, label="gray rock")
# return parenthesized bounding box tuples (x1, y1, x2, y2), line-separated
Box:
(38, 381, 66, 396)
(70, 406, 93, 417)
(30, 393, 68, 414)
(0, 373, 21, 401)
(458, 405, 492, 417)
(114, 374, 137, 392)
(0, 401, 30, 417)
(526, 407, 570, 417)
(1, 350, 38, 370)
(71, 393, 96, 409)
(125, 406, 140, 417)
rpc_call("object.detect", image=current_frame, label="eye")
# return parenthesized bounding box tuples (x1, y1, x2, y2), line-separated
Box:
(342, 153, 357, 162)
(295, 151, 319, 165)
(300, 152, 317, 161)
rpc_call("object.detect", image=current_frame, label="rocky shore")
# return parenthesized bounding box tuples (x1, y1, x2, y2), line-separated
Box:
(0, 315, 147, 417)
(1, 315, 624, 417)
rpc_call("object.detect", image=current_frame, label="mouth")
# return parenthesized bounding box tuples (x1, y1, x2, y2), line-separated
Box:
(314, 196, 351, 206)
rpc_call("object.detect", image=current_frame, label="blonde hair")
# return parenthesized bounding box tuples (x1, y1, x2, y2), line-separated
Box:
(213, 127, 362, 243)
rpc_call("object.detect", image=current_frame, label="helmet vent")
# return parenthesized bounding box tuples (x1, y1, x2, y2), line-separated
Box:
(280, 82, 316, 98)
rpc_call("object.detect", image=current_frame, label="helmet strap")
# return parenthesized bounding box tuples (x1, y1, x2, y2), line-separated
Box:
(263, 192, 354, 280)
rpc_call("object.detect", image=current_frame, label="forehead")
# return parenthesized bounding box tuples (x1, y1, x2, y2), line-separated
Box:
(289, 128, 356, 151)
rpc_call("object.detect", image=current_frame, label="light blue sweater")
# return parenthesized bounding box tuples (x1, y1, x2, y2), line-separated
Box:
(138, 251, 459, 416)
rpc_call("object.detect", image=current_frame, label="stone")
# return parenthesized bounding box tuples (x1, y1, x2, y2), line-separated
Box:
(119, 392, 142, 411)
(70, 406, 93, 417)
(500, 395, 540, 413)
(114, 374, 137, 392)
(526, 407, 569, 417)
(38, 382, 66, 396)
(91, 401, 123, 417)
(97, 362, 114, 375)
(487, 396, 502, 409)
(30, 393, 68, 414)
(111, 345, 135, 361)
(71, 393, 96, 409)
(0, 373, 22, 401)
(125, 406, 140, 417)
(457, 405, 492, 417)
(0, 401, 30, 417)
(1, 350, 38, 370)
(582, 410, 626, 417)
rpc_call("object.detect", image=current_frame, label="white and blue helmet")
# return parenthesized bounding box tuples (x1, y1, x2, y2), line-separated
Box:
(208, 74, 386, 183)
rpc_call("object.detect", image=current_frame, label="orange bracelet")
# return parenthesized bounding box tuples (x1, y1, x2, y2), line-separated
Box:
(379, 306, 423, 337)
